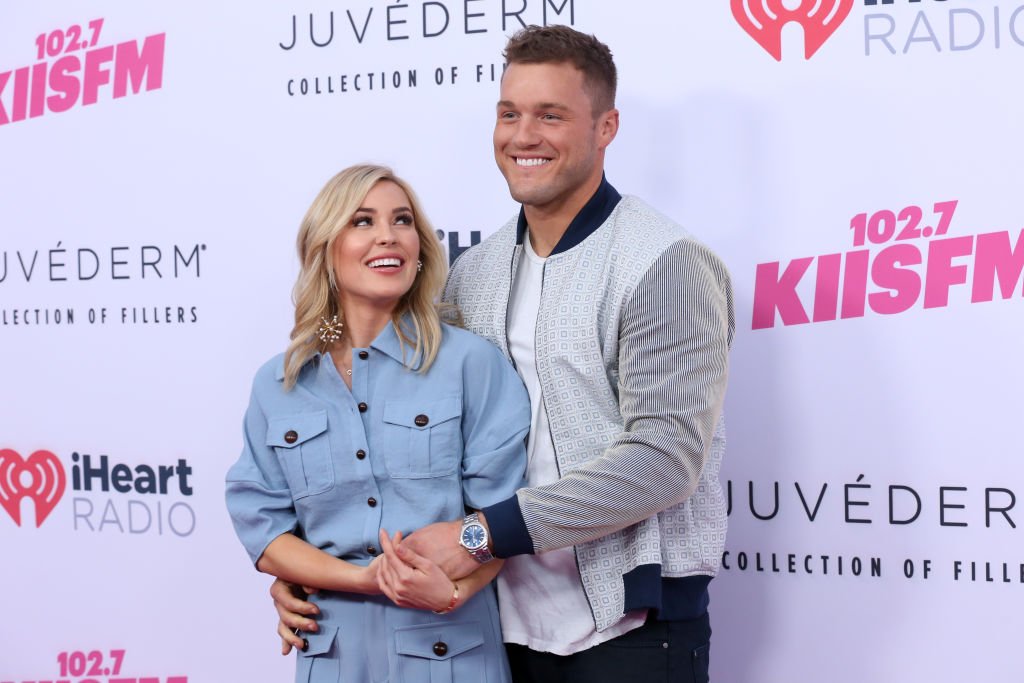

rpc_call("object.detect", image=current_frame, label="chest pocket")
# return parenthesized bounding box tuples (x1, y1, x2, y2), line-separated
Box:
(266, 410, 335, 498)
(381, 395, 462, 478)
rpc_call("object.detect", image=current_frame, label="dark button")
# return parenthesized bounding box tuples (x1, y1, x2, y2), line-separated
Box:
(284, 430, 298, 444)
(358, 350, 369, 360)
(358, 402, 368, 413)
(301, 638, 309, 652)
(367, 497, 377, 507)
(367, 545, 377, 555)
(414, 414, 429, 427)
(433, 641, 448, 657)
(356, 449, 366, 460)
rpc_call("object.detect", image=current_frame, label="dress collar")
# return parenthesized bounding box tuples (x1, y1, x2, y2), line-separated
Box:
(274, 314, 424, 380)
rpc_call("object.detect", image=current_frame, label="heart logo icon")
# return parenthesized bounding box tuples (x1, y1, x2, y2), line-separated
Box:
(0, 448, 67, 527)
(732, 0, 855, 61)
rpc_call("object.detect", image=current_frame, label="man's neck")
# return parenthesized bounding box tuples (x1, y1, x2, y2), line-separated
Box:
(522, 176, 604, 258)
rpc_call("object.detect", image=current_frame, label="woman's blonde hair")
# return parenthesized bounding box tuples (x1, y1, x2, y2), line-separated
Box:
(283, 164, 448, 389)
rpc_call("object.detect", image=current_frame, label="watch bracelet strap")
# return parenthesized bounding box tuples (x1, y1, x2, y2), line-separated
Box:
(462, 512, 494, 563)
(469, 543, 494, 563)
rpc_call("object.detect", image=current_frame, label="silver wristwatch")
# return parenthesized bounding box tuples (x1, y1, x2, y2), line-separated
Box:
(458, 512, 494, 563)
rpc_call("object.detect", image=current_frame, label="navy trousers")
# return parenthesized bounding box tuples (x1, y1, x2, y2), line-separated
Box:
(506, 612, 711, 683)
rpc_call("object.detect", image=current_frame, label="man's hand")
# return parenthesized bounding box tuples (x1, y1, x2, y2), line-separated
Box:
(378, 530, 457, 611)
(270, 579, 319, 655)
(401, 519, 480, 580)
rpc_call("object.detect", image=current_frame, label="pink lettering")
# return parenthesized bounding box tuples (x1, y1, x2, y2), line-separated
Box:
(0, 27, 164, 126)
(812, 253, 841, 322)
(869, 243, 922, 315)
(47, 55, 81, 113)
(971, 229, 1024, 303)
(82, 45, 115, 105)
(114, 33, 166, 98)
(30, 62, 47, 118)
(12, 66, 30, 122)
(923, 235, 973, 308)
(752, 257, 813, 329)
(840, 249, 870, 319)
(0, 70, 10, 124)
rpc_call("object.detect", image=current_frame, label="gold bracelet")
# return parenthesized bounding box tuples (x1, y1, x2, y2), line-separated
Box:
(432, 581, 459, 615)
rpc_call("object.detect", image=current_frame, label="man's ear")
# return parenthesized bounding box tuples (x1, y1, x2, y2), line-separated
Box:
(596, 108, 619, 151)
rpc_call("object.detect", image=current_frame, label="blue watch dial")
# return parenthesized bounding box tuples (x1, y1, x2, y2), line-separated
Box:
(461, 524, 485, 549)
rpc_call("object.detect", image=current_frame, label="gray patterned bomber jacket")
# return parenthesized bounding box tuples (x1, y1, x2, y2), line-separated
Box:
(443, 179, 736, 631)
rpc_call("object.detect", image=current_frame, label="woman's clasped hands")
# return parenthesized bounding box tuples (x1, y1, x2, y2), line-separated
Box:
(376, 529, 459, 613)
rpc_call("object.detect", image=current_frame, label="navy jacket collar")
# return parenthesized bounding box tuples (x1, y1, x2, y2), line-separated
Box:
(515, 175, 622, 255)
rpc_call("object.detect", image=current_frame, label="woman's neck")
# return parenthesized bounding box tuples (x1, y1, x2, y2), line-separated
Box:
(337, 303, 395, 349)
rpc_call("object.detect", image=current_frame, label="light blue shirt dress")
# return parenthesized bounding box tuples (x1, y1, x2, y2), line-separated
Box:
(226, 321, 529, 683)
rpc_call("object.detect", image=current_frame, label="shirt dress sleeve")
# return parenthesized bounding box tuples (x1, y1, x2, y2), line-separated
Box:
(224, 371, 299, 566)
(458, 337, 530, 512)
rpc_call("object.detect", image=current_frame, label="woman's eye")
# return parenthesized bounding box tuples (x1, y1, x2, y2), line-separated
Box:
(395, 214, 414, 225)
(353, 216, 372, 227)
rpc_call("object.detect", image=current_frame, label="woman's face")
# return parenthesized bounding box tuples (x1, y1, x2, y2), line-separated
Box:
(331, 180, 421, 315)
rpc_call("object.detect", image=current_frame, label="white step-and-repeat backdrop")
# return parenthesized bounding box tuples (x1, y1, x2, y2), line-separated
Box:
(2, 2, 1021, 681)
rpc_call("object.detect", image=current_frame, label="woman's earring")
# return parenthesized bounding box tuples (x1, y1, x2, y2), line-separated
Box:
(417, 260, 423, 273)
(318, 315, 343, 343)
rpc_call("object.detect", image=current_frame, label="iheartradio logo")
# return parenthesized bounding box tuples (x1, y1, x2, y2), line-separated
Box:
(0, 448, 67, 527)
(732, 0, 854, 60)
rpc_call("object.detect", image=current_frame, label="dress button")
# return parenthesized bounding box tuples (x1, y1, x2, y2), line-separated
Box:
(358, 350, 369, 359)
(284, 430, 298, 444)
(367, 545, 377, 555)
(358, 402, 368, 412)
(433, 641, 448, 656)
(367, 497, 377, 507)
(414, 414, 429, 427)
(356, 449, 366, 460)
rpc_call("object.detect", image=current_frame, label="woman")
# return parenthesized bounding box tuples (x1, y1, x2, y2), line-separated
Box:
(226, 164, 529, 682)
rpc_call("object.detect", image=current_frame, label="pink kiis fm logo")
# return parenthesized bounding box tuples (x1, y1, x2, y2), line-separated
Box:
(732, 0, 855, 60)
(752, 200, 1024, 329)
(0, 448, 66, 527)
(0, 18, 165, 127)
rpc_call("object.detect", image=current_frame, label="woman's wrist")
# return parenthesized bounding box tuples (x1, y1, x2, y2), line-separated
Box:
(340, 560, 377, 595)
(432, 580, 459, 614)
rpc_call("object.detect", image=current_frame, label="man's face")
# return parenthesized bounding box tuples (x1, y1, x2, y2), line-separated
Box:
(493, 61, 616, 216)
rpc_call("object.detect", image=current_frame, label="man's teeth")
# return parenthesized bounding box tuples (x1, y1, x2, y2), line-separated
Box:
(368, 258, 402, 268)
(516, 158, 549, 167)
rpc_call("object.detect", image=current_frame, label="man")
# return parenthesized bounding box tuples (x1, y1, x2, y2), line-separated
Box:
(273, 25, 735, 682)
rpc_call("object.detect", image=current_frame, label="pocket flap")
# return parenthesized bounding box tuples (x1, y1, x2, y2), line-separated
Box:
(382, 397, 462, 430)
(297, 624, 338, 657)
(382, 396, 461, 430)
(394, 621, 483, 660)
(266, 410, 328, 448)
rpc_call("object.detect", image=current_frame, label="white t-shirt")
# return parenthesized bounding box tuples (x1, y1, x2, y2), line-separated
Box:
(496, 232, 646, 655)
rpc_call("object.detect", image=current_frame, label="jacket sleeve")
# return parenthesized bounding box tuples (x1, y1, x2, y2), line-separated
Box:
(459, 338, 530, 511)
(224, 375, 299, 565)
(484, 238, 735, 556)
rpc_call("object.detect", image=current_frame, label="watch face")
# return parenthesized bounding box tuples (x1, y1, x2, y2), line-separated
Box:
(461, 523, 486, 550)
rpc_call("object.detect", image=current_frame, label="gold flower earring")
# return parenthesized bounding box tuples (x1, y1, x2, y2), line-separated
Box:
(318, 314, 343, 343)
